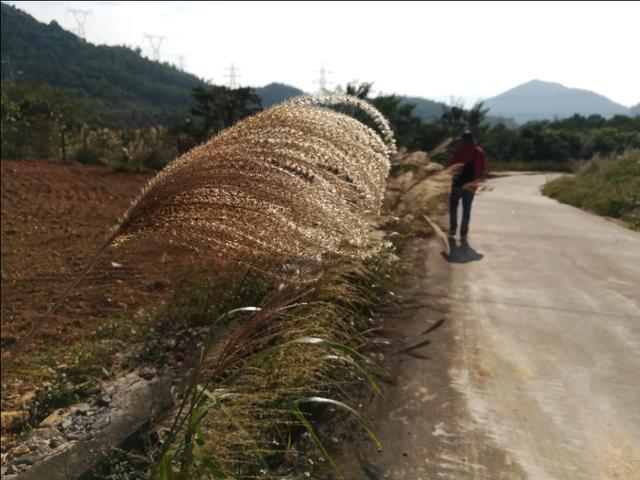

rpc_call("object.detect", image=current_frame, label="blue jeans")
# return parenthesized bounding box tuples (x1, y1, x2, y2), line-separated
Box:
(449, 187, 475, 237)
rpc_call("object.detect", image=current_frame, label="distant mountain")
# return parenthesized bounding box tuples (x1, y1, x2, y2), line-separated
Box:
(398, 96, 444, 122)
(399, 95, 515, 126)
(254, 83, 305, 107)
(245, 85, 457, 125)
(484, 79, 630, 124)
(630, 104, 640, 117)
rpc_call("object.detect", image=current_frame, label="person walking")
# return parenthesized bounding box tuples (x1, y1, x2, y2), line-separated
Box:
(449, 130, 486, 239)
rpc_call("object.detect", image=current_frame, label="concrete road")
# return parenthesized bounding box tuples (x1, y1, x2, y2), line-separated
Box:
(338, 174, 640, 480)
(447, 174, 640, 479)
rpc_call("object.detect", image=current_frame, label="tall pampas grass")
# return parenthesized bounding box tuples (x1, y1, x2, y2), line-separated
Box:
(115, 95, 395, 268)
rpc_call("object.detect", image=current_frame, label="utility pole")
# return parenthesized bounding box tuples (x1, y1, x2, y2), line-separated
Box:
(144, 34, 167, 61)
(225, 63, 241, 89)
(315, 64, 332, 94)
(67, 9, 92, 39)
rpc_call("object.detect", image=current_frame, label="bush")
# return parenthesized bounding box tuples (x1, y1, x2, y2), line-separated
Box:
(542, 149, 640, 229)
(107, 156, 147, 173)
(137, 145, 178, 171)
(74, 146, 103, 165)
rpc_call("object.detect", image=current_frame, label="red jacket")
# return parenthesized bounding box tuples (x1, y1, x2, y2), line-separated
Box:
(450, 144, 486, 182)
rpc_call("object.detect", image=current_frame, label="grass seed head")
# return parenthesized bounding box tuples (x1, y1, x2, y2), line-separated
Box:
(115, 95, 396, 273)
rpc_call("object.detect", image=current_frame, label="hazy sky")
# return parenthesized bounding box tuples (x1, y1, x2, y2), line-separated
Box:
(7, 1, 640, 106)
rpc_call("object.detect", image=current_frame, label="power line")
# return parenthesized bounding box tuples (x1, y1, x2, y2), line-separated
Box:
(67, 9, 92, 39)
(225, 63, 241, 89)
(143, 34, 167, 61)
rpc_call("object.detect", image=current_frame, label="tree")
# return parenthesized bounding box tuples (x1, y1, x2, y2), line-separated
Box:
(344, 81, 425, 149)
(1, 80, 82, 159)
(440, 101, 488, 137)
(482, 124, 520, 161)
(191, 85, 262, 141)
(345, 82, 373, 100)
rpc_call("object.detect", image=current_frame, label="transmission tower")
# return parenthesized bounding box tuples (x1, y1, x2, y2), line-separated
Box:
(314, 64, 332, 93)
(144, 34, 167, 61)
(68, 9, 92, 39)
(177, 55, 186, 71)
(225, 63, 241, 89)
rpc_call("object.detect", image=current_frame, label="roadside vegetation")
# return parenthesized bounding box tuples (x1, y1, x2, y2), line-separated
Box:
(1, 91, 455, 478)
(1, 95, 447, 479)
(542, 149, 640, 230)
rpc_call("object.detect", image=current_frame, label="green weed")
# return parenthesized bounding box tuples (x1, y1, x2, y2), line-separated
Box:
(542, 149, 640, 229)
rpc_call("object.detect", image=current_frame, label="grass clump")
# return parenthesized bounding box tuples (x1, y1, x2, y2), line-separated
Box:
(145, 251, 400, 480)
(6, 94, 395, 371)
(488, 159, 574, 173)
(542, 149, 640, 229)
(92, 254, 400, 479)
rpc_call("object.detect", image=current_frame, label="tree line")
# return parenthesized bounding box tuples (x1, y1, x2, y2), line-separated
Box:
(341, 81, 639, 165)
(2, 78, 638, 170)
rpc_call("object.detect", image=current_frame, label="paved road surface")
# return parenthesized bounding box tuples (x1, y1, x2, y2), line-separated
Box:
(340, 174, 640, 480)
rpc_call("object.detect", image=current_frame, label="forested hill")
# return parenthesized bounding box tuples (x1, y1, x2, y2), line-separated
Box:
(398, 96, 444, 122)
(254, 83, 305, 107)
(1, 2, 205, 124)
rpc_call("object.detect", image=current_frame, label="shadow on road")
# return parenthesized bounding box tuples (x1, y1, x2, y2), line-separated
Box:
(442, 237, 484, 263)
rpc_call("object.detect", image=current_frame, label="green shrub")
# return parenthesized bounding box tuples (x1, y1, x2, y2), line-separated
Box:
(542, 149, 640, 229)
(136, 146, 178, 171)
(74, 146, 103, 165)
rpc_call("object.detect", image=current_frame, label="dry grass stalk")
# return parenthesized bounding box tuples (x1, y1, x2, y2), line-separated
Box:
(160, 259, 387, 478)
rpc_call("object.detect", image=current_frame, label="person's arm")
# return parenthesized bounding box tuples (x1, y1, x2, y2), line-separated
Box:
(448, 149, 464, 173)
(462, 148, 486, 191)
(474, 148, 486, 180)
(450, 149, 459, 166)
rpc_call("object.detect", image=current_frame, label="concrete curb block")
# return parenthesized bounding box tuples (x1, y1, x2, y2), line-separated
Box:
(6, 371, 175, 480)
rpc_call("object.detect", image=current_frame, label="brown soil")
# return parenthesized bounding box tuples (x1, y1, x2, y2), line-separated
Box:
(0, 160, 195, 363)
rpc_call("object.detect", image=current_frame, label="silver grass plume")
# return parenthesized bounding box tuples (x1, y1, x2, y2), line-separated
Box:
(115, 95, 396, 269)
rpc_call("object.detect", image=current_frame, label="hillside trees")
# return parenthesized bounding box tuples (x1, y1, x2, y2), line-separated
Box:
(440, 101, 489, 137)
(344, 81, 436, 150)
(1, 80, 268, 168)
(1, 3, 203, 125)
(1, 81, 83, 159)
(190, 85, 263, 141)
